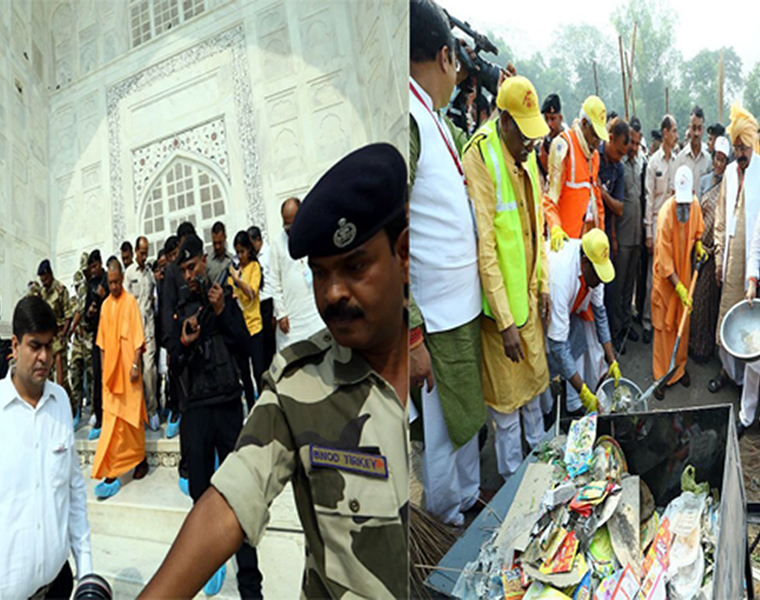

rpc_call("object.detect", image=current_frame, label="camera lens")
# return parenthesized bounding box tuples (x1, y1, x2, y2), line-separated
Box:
(74, 574, 113, 600)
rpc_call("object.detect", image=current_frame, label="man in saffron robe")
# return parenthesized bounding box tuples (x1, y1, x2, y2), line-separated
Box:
(92, 258, 149, 499)
(651, 166, 706, 400)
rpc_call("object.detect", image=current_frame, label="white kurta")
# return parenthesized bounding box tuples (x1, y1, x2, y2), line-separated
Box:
(269, 230, 324, 352)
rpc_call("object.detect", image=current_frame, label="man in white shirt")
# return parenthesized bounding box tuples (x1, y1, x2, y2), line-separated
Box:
(673, 106, 712, 194)
(269, 198, 324, 352)
(0, 296, 92, 599)
(125, 235, 159, 430)
(249, 225, 276, 370)
(409, 0, 486, 526)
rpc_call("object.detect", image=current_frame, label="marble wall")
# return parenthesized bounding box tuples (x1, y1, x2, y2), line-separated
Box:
(0, 0, 407, 336)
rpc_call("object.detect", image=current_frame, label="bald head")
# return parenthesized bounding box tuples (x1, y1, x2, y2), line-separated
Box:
(135, 236, 149, 268)
(281, 197, 300, 235)
(107, 258, 124, 297)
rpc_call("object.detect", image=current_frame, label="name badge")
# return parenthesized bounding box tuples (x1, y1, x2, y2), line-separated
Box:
(309, 445, 388, 479)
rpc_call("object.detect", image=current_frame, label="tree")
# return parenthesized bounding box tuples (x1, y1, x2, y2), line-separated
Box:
(744, 62, 760, 121)
(612, 0, 681, 134)
(681, 48, 743, 125)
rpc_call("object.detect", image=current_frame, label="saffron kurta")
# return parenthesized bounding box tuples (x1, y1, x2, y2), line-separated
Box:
(651, 197, 704, 384)
(463, 126, 550, 413)
(92, 291, 147, 479)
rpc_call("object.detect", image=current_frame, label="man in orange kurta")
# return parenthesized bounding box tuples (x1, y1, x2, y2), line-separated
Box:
(92, 259, 148, 499)
(652, 166, 706, 398)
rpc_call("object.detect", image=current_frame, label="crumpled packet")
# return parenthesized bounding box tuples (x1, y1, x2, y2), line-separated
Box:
(564, 414, 597, 478)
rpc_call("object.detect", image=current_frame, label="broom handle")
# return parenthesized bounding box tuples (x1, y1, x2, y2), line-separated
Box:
(677, 264, 701, 338)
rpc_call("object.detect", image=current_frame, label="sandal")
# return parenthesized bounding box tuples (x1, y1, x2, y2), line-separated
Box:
(680, 370, 691, 388)
(708, 371, 727, 394)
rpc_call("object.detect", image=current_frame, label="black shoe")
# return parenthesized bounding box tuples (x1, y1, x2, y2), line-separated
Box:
(680, 370, 691, 388)
(654, 385, 665, 401)
(737, 419, 747, 439)
(642, 329, 652, 344)
(627, 328, 640, 342)
(708, 371, 728, 394)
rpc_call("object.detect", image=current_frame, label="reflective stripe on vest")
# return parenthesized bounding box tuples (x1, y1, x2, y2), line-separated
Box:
(474, 119, 542, 328)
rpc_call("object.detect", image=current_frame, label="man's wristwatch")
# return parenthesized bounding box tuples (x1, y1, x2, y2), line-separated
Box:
(132, 362, 139, 370)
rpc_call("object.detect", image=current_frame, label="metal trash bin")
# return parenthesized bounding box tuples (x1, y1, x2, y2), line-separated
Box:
(425, 404, 745, 599)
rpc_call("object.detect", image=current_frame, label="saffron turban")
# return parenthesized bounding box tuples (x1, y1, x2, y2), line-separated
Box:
(727, 102, 760, 152)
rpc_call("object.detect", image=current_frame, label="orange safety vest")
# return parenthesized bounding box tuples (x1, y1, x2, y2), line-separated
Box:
(558, 128, 602, 239)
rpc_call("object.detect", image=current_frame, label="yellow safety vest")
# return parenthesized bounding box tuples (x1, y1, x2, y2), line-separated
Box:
(466, 119, 543, 328)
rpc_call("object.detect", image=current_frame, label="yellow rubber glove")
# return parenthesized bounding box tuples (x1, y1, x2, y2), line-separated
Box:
(608, 360, 622, 387)
(579, 383, 598, 412)
(550, 225, 569, 252)
(695, 240, 707, 263)
(675, 281, 692, 310)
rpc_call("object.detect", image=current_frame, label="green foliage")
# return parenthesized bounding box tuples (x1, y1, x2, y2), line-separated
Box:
(744, 62, 760, 120)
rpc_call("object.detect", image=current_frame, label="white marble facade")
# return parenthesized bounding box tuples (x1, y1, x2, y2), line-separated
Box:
(0, 0, 408, 336)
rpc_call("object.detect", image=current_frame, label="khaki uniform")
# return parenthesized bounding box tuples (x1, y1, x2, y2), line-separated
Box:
(212, 330, 409, 599)
(69, 268, 93, 412)
(125, 262, 158, 415)
(29, 279, 74, 412)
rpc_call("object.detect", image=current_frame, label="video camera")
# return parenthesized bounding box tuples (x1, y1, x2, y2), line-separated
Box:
(444, 10, 502, 131)
(73, 573, 112, 599)
(184, 258, 235, 340)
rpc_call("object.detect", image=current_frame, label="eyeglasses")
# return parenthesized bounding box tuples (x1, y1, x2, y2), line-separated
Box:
(510, 115, 534, 149)
(734, 143, 750, 153)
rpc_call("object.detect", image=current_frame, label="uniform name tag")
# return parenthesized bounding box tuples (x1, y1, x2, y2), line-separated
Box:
(309, 445, 388, 479)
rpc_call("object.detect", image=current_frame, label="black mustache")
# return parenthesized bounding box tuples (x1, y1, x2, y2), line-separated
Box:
(323, 302, 364, 322)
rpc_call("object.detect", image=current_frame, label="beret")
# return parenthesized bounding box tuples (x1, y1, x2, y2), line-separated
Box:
(288, 143, 407, 259)
(541, 93, 561, 115)
(707, 122, 725, 136)
(37, 259, 52, 276)
(177, 234, 205, 264)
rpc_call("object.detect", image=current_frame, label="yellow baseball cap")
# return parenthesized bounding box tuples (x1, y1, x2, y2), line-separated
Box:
(581, 228, 615, 284)
(581, 95, 609, 142)
(496, 76, 550, 140)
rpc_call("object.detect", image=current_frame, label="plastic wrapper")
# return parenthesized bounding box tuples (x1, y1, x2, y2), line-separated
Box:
(564, 414, 597, 478)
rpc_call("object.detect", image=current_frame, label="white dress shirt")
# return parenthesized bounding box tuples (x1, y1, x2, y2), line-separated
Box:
(257, 241, 273, 302)
(125, 261, 156, 338)
(268, 230, 323, 352)
(0, 373, 92, 599)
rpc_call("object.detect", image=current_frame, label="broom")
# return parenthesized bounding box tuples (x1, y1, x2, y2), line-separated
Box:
(410, 504, 460, 599)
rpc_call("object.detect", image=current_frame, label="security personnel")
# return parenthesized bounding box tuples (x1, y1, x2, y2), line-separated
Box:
(544, 96, 610, 251)
(30, 259, 75, 415)
(536, 92, 564, 180)
(140, 143, 409, 599)
(68, 252, 94, 424)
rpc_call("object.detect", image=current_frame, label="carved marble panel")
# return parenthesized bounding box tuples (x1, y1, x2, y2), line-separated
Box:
(255, 2, 287, 38)
(11, 9, 25, 60)
(265, 88, 297, 126)
(260, 32, 293, 80)
(82, 162, 101, 190)
(270, 123, 304, 179)
(313, 106, 349, 164)
(300, 8, 340, 65)
(309, 71, 344, 111)
(34, 196, 45, 239)
(13, 144, 27, 183)
(132, 118, 230, 205)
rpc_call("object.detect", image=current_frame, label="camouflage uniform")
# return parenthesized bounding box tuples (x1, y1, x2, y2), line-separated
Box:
(212, 329, 409, 599)
(28, 278, 74, 412)
(69, 254, 93, 413)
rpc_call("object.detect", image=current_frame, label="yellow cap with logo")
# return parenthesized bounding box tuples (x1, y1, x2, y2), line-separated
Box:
(496, 76, 550, 140)
(581, 228, 615, 284)
(581, 95, 609, 142)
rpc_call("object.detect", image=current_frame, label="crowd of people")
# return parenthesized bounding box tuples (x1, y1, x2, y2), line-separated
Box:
(409, 0, 760, 528)
(4, 142, 411, 598)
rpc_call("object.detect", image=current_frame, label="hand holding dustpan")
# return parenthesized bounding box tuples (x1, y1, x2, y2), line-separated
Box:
(639, 252, 708, 404)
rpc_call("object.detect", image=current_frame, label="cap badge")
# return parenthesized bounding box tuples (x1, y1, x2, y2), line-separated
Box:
(523, 90, 534, 108)
(333, 218, 357, 249)
(601, 247, 609, 260)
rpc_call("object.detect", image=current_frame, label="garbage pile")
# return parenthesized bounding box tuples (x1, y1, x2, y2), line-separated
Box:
(452, 414, 721, 600)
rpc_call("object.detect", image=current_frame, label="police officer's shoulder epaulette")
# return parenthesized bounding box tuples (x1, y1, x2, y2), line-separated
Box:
(269, 329, 333, 383)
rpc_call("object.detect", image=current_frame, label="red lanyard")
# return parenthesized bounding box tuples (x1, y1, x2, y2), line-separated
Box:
(410, 82, 466, 184)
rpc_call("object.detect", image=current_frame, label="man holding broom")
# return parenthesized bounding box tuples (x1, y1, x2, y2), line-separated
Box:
(651, 165, 706, 400)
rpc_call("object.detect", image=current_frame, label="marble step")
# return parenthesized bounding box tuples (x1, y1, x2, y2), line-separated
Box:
(90, 528, 304, 599)
(83, 465, 302, 545)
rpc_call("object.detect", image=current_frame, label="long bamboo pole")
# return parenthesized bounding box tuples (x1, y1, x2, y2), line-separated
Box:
(593, 60, 599, 97)
(628, 22, 637, 116)
(718, 49, 724, 122)
(619, 36, 628, 120)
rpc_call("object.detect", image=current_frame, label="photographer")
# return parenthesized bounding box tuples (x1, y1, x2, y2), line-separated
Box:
(171, 234, 263, 597)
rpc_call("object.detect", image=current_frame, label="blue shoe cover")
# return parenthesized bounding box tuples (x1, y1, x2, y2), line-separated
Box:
(178, 476, 190, 497)
(203, 564, 226, 596)
(88, 427, 101, 441)
(94, 479, 121, 499)
(166, 414, 181, 439)
(73, 409, 80, 430)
